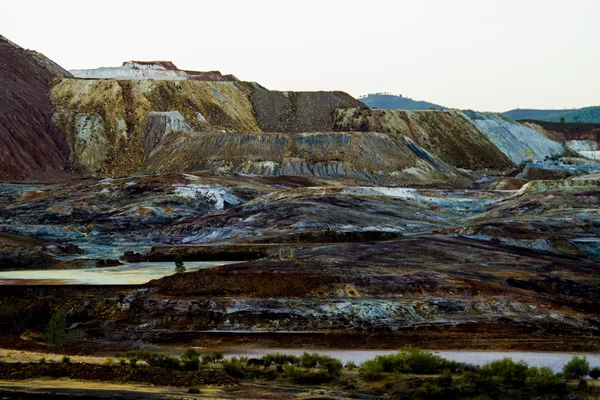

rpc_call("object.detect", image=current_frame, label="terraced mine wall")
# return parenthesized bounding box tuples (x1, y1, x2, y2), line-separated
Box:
(0, 36, 73, 182)
(48, 78, 468, 184)
(141, 131, 462, 185)
(333, 108, 514, 170)
(334, 108, 567, 169)
(50, 75, 567, 184)
(49, 79, 261, 177)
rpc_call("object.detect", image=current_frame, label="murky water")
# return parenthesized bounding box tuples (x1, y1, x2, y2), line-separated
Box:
(0, 261, 236, 285)
(190, 348, 600, 373)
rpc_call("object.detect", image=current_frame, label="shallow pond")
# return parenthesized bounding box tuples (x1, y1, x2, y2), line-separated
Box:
(0, 261, 236, 285)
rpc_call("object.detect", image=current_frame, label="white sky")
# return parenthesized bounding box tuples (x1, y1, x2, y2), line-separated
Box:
(2, 0, 599, 112)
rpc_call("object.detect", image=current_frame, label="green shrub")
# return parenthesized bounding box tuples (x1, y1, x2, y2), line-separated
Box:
(590, 366, 600, 379)
(298, 352, 342, 376)
(181, 348, 200, 371)
(201, 351, 224, 364)
(359, 359, 384, 381)
(62, 356, 71, 364)
(188, 387, 200, 394)
(146, 354, 181, 370)
(360, 348, 458, 375)
(299, 352, 321, 368)
(525, 366, 566, 394)
(563, 356, 590, 379)
(223, 357, 247, 378)
(174, 254, 185, 273)
(286, 366, 335, 384)
(129, 357, 138, 368)
(438, 368, 452, 388)
(39, 357, 46, 364)
(261, 353, 300, 366)
(104, 357, 114, 366)
(119, 359, 127, 366)
(345, 361, 357, 370)
(479, 357, 528, 385)
(181, 348, 199, 360)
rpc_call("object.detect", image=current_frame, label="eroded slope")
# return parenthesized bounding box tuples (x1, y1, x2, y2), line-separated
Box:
(333, 108, 514, 170)
(0, 36, 73, 181)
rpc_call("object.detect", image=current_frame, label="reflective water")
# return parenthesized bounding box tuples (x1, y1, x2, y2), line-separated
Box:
(0, 261, 235, 285)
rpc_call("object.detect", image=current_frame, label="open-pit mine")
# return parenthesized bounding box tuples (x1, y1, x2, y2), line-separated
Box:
(1, 34, 599, 399)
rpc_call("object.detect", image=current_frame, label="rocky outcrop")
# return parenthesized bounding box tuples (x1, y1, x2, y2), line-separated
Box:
(50, 79, 261, 176)
(333, 108, 514, 170)
(0, 35, 73, 182)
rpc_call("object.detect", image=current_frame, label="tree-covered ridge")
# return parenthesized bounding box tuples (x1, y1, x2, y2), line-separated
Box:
(359, 92, 446, 110)
(504, 106, 600, 123)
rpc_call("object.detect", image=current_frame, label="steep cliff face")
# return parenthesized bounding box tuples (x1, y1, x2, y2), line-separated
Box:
(50, 79, 260, 176)
(333, 108, 514, 170)
(0, 35, 73, 182)
(141, 131, 464, 185)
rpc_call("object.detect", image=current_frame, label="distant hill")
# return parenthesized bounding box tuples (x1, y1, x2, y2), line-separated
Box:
(358, 93, 446, 110)
(504, 106, 600, 123)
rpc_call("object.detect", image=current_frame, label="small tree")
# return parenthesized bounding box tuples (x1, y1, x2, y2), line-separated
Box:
(563, 356, 590, 379)
(174, 254, 185, 273)
(45, 311, 66, 360)
(560, 117, 565, 124)
(589, 366, 600, 380)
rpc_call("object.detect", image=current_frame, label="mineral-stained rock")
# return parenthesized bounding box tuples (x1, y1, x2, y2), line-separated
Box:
(71, 61, 238, 82)
(0, 35, 73, 182)
(462, 111, 566, 164)
(333, 108, 514, 170)
(141, 131, 467, 185)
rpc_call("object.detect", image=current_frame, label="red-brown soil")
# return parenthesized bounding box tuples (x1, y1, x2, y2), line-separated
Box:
(0, 36, 74, 182)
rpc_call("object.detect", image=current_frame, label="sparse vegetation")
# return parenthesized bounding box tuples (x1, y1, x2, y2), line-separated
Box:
(3, 347, 597, 398)
(563, 355, 590, 379)
(45, 311, 66, 352)
(345, 361, 356, 370)
(358, 347, 462, 376)
(174, 254, 185, 273)
(181, 348, 200, 371)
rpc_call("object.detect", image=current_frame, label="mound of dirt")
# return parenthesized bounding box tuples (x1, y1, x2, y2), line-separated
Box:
(0, 36, 73, 182)
(247, 85, 368, 133)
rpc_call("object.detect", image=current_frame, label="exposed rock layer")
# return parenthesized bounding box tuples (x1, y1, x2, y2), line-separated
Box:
(333, 108, 514, 170)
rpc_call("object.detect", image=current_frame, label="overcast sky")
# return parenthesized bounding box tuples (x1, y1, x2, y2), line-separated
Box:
(3, 0, 599, 111)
